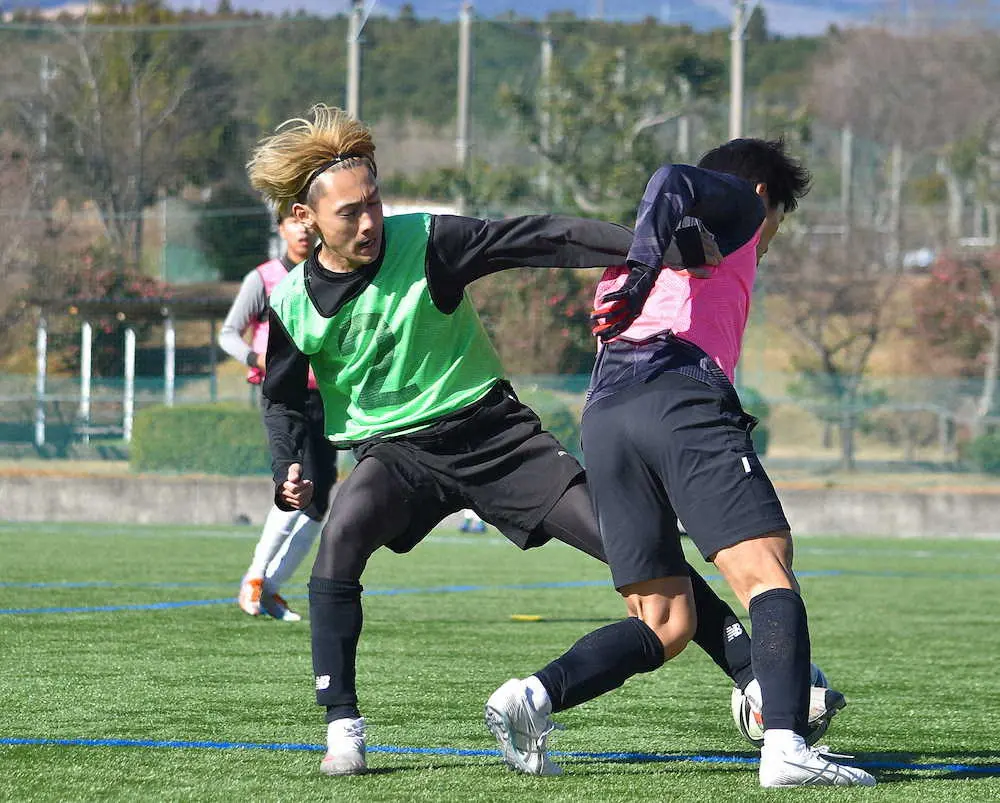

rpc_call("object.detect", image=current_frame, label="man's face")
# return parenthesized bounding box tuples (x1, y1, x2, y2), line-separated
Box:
(755, 184, 785, 262)
(294, 164, 383, 273)
(277, 216, 314, 263)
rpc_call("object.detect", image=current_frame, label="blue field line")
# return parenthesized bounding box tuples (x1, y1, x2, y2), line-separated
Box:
(8, 566, 999, 594)
(0, 573, 842, 615)
(4, 567, 1000, 616)
(0, 581, 229, 590)
(0, 736, 996, 776)
(0, 567, 989, 616)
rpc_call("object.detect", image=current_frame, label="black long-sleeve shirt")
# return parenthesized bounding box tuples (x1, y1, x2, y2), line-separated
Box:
(262, 213, 700, 486)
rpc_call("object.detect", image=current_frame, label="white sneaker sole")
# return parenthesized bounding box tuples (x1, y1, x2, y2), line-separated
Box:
(320, 754, 367, 776)
(484, 704, 561, 776)
(760, 755, 876, 787)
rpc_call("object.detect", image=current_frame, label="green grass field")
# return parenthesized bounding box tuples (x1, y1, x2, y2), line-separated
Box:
(1, 522, 997, 802)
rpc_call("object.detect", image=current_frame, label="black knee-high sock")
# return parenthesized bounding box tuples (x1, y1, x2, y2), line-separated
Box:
(534, 617, 664, 713)
(309, 577, 364, 723)
(688, 564, 754, 690)
(748, 588, 810, 734)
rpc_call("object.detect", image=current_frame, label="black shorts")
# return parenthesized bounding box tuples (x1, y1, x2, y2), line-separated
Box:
(352, 381, 585, 552)
(581, 363, 789, 590)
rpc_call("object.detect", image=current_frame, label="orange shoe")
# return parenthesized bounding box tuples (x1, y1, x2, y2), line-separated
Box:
(238, 577, 263, 616)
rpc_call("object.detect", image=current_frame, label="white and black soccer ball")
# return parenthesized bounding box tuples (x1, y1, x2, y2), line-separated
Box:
(730, 663, 832, 748)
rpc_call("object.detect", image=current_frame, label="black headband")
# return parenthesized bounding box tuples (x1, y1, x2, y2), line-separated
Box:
(296, 153, 377, 203)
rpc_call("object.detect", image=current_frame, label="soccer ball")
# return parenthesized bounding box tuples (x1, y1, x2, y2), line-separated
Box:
(730, 663, 834, 748)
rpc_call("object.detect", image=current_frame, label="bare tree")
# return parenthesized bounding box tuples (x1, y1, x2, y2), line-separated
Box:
(0, 135, 40, 309)
(9, 6, 233, 270)
(909, 249, 1000, 439)
(809, 26, 999, 246)
(764, 227, 905, 470)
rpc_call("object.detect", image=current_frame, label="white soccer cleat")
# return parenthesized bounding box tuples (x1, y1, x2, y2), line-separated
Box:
(320, 717, 367, 776)
(485, 678, 563, 776)
(759, 742, 876, 787)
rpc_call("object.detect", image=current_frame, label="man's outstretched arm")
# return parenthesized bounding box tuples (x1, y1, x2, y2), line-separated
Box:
(424, 214, 718, 313)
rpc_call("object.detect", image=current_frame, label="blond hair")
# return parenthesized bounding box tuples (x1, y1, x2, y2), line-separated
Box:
(247, 104, 377, 218)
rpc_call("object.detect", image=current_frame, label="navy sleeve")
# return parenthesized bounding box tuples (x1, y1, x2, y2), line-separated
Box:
(627, 165, 766, 271)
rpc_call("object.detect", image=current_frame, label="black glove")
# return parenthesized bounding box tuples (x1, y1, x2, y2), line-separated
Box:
(590, 262, 659, 341)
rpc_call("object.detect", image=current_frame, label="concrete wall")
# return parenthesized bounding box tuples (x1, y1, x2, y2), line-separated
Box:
(2, 473, 999, 537)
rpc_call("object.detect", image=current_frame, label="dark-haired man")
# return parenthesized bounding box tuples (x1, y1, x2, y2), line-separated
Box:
(486, 139, 876, 788)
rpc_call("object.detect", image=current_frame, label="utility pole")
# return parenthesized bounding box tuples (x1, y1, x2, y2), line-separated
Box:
(346, 0, 363, 119)
(539, 26, 553, 197)
(456, 2, 473, 213)
(729, 0, 756, 141)
(456, 2, 472, 171)
(840, 125, 853, 235)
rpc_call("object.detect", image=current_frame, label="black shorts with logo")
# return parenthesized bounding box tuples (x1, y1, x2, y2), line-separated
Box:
(351, 381, 585, 553)
(581, 339, 789, 590)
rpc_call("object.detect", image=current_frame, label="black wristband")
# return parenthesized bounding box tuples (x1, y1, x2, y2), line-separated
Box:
(246, 351, 259, 368)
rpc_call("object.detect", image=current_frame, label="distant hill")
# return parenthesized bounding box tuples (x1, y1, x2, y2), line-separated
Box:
(2, 0, 908, 37)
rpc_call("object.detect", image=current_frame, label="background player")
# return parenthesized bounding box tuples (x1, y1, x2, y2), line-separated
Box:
(218, 213, 338, 622)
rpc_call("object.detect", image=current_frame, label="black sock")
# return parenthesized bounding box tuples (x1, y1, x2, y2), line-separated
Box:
(534, 617, 665, 713)
(309, 576, 364, 723)
(748, 587, 810, 734)
(688, 564, 754, 690)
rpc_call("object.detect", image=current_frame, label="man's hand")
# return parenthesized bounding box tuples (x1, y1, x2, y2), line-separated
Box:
(590, 263, 659, 341)
(279, 462, 314, 510)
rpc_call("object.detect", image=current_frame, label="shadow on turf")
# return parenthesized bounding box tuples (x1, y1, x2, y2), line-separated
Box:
(563, 750, 1000, 783)
(861, 751, 1000, 782)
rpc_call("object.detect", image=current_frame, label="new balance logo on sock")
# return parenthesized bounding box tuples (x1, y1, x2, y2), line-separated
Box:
(315, 674, 331, 691)
(725, 623, 745, 642)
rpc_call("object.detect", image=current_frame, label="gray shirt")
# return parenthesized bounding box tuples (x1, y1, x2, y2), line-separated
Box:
(218, 255, 296, 367)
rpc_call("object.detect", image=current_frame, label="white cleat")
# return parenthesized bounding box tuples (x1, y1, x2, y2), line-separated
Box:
(485, 678, 563, 776)
(759, 742, 876, 787)
(320, 717, 367, 776)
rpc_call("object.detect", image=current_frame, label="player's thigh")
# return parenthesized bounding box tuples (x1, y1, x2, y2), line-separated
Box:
(650, 374, 790, 565)
(581, 393, 687, 590)
(314, 456, 439, 579)
(527, 477, 605, 561)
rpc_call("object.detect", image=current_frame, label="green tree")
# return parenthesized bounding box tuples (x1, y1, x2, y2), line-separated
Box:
(499, 39, 725, 222)
(196, 183, 270, 282)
